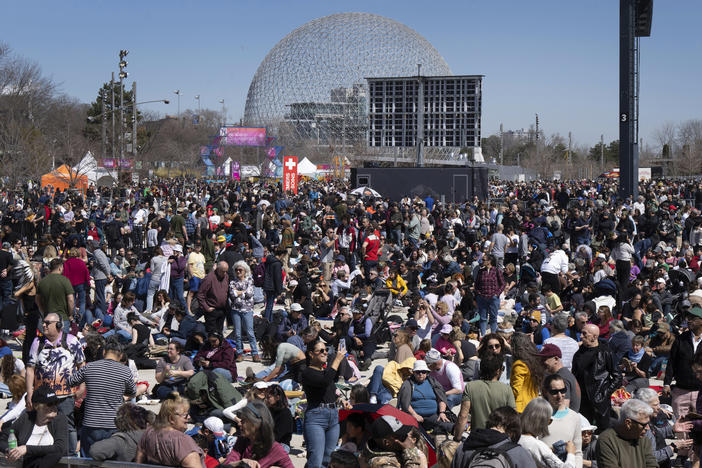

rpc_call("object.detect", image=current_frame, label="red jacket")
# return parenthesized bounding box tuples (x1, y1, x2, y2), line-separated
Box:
(193, 339, 238, 379)
(63, 257, 91, 286)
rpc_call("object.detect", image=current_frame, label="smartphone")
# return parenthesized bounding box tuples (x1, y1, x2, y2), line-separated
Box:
(339, 339, 346, 353)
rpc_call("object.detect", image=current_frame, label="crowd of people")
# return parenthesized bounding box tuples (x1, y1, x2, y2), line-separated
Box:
(0, 176, 700, 468)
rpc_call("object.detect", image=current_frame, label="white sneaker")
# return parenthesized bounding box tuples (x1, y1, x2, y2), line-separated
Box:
(369, 395, 378, 404)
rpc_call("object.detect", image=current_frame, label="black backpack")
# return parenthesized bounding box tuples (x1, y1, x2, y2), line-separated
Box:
(253, 262, 265, 287)
(466, 442, 517, 468)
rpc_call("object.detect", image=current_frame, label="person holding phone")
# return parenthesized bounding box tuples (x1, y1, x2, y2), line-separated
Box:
(300, 341, 345, 468)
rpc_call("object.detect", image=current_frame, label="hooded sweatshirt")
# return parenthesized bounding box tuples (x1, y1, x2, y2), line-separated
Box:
(450, 428, 537, 468)
(89, 430, 144, 462)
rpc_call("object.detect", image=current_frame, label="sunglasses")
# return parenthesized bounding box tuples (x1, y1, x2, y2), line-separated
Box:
(487, 344, 501, 350)
(548, 387, 567, 396)
(42, 320, 59, 326)
(628, 418, 649, 428)
(314, 348, 328, 354)
(414, 370, 429, 374)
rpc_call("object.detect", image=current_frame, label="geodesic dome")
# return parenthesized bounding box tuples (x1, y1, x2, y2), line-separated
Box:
(243, 12, 451, 147)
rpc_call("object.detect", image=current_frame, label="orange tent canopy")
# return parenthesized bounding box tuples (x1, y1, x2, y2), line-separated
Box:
(40, 164, 88, 192)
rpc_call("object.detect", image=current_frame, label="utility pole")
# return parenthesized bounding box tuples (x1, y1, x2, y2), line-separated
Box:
(101, 89, 106, 161)
(132, 81, 137, 163)
(600, 134, 604, 172)
(111, 73, 115, 159)
(118, 50, 128, 160)
(534, 113, 540, 163)
(174, 90, 181, 127)
(568, 131, 572, 164)
(499, 123, 504, 166)
(219, 99, 225, 126)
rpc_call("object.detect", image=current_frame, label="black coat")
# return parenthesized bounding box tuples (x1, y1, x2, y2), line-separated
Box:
(664, 330, 700, 391)
(263, 255, 283, 295)
(0, 410, 68, 463)
(572, 345, 622, 414)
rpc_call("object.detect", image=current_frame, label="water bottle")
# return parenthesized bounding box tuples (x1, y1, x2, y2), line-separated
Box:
(8, 429, 17, 450)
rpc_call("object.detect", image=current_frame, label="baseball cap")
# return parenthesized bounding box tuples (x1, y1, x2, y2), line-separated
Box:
(655, 277, 667, 285)
(536, 343, 562, 359)
(529, 310, 542, 323)
(370, 415, 413, 441)
(425, 349, 441, 365)
(335, 254, 346, 262)
(203, 416, 225, 436)
(290, 303, 303, 312)
(413, 360, 430, 372)
(580, 414, 597, 432)
(440, 323, 453, 334)
(1, 242, 10, 249)
(217, 235, 226, 243)
(405, 319, 419, 329)
(173, 244, 183, 252)
(688, 306, 702, 320)
(32, 385, 60, 405)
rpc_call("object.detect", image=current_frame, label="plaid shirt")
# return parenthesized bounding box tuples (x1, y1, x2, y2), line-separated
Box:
(475, 266, 505, 298)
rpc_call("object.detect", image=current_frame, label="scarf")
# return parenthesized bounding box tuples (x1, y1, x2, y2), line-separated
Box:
(627, 347, 645, 363)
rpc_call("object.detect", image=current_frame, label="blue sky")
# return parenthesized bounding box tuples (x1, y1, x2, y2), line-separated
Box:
(2, 1, 700, 149)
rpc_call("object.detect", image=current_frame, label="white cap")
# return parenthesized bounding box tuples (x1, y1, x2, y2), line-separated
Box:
(290, 303, 303, 312)
(579, 414, 597, 432)
(203, 416, 224, 435)
(413, 360, 430, 372)
(440, 323, 453, 334)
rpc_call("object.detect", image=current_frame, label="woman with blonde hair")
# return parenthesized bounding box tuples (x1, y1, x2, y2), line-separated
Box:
(135, 393, 203, 468)
(392, 329, 414, 363)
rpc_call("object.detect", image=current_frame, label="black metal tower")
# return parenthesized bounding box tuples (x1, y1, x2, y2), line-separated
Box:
(619, 0, 653, 200)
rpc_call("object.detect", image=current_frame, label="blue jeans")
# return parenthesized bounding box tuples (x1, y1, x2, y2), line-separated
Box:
(169, 277, 186, 309)
(446, 393, 462, 408)
(146, 279, 160, 312)
(304, 406, 340, 468)
(74, 283, 86, 326)
(94, 278, 108, 317)
(264, 292, 276, 323)
(0, 279, 12, 313)
(103, 328, 132, 343)
(477, 295, 500, 336)
(368, 365, 393, 404)
(80, 426, 116, 457)
(231, 309, 259, 356)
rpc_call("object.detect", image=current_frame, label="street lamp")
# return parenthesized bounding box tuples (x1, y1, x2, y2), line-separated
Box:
(174, 90, 181, 123)
(194, 95, 201, 114)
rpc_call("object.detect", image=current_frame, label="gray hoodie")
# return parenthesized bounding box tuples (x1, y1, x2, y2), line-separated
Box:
(89, 430, 144, 462)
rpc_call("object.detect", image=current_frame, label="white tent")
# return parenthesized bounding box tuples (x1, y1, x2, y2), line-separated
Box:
(297, 157, 317, 175)
(74, 152, 117, 184)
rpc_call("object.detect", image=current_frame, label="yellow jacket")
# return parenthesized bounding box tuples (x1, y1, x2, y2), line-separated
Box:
(510, 359, 538, 412)
(381, 357, 416, 396)
(386, 275, 408, 296)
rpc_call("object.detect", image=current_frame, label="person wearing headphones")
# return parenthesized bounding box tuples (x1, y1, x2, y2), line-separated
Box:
(25, 312, 85, 456)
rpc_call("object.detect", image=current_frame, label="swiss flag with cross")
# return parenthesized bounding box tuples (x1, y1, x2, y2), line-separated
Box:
(283, 156, 298, 194)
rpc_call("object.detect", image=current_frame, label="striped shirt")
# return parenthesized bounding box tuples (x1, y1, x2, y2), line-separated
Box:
(68, 358, 136, 429)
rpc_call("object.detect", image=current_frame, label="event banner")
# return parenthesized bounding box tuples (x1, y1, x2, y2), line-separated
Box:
(231, 161, 240, 181)
(283, 156, 298, 194)
(102, 159, 133, 169)
(219, 126, 266, 146)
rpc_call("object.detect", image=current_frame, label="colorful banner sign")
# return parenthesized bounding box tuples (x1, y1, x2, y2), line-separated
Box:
(231, 161, 240, 181)
(283, 156, 298, 194)
(219, 126, 266, 147)
(101, 158, 133, 169)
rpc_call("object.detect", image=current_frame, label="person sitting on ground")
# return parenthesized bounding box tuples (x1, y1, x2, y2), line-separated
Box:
(621, 335, 652, 394)
(0, 385, 69, 468)
(161, 304, 204, 346)
(450, 406, 536, 468)
(435, 324, 458, 357)
(264, 383, 295, 453)
(222, 381, 269, 423)
(595, 399, 657, 468)
(153, 341, 195, 399)
(221, 400, 295, 468)
(540, 375, 584, 467)
(359, 415, 425, 468)
(90, 403, 155, 462)
(425, 348, 464, 409)
(276, 303, 308, 342)
(580, 415, 598, 468)
(367, 356, 415, 405)
(193, 332, 238, 382)
(397, 360, 453, 434)
(0, 375, 26, 431)
(519, 398, 577, 467)
(136, 392, 204, 468)
(109, 291, 155, 343)
(454, 354, 515, 441)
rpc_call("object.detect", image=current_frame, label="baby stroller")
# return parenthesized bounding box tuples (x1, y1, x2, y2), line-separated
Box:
(357, 288, 394, 345)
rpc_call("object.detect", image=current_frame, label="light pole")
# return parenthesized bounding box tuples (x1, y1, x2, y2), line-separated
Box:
(194, 94, 201, 114)
(174, 90, 181, 124)
(219, 99, 225, 126)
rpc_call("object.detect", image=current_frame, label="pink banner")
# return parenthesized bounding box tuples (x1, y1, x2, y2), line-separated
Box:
(220, 127, 266, 146)
(231, 161, 240, 181)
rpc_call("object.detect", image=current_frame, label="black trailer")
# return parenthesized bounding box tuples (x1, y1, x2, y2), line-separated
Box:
(350, 166, 489, 202)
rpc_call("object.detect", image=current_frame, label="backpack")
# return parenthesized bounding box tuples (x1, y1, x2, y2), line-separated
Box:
(467, 442, 517, 468)
(252, 262, 265, 287)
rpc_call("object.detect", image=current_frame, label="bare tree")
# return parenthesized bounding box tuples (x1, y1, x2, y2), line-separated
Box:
(677, 119, 702, 176)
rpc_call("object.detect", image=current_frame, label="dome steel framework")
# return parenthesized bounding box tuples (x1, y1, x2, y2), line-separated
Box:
(243, 12, 451, 153)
